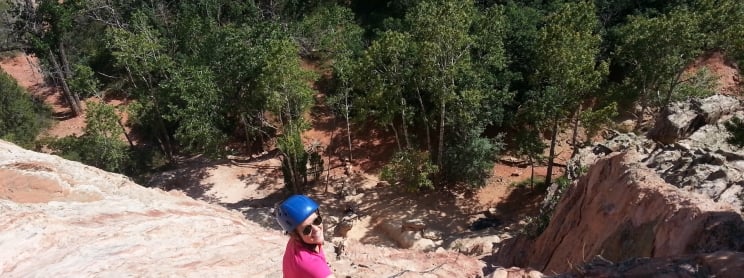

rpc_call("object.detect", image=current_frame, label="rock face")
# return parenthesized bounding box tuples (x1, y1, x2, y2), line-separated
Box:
(495, 95, 744, 275)
(648, 95, 740, 144)
(0, 140, 483, 277)
(560, 251, 744, 278)
(573, 95, 744, 211)
(496, 151, 744, 274)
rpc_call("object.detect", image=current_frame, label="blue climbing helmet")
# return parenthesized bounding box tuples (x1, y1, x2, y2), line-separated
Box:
(275, 195, 319, 232)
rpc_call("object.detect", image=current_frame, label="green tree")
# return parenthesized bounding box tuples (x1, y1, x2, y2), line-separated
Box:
(106, 11, 176, 161)
(580, 102, 618, 144)
(533, 0, 606, 187)
(20, 0, 85, 115)
(0, 69, 51, 148)
(696, 0, 744, 64)
(443, 130, 504, 188)
(501, 1, 542, 93)
(406, 0, 475, 183)
(614, 8, 702, 123)
(160, 65, 226, 156)
(257, 38, 315, 126)
(199, 23, 301, 150)
(472, 4, 509, 86)
(354, 30, 415, 150)
(277, 121, 309, 193)
(516, 128, 546, 188)
(380, 149, 438, 192)
(294, 3, 364, 61)
(256, 38, 315, 192)
(50, 101, 129, 173)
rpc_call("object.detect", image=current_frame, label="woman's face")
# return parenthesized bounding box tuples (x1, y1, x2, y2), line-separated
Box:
(295, 212, 324, 245)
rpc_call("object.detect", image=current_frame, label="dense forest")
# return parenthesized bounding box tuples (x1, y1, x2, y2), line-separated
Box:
(1, 0, 743, 192)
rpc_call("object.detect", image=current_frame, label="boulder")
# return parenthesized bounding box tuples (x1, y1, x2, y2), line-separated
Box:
(648, 94, 740, 144)
(379, 219, 442, 251)
(486, 267, 545, 278)
(447, 235, 502, 256)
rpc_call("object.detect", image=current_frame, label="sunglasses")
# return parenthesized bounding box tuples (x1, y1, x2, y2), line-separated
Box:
(301, 215, 323, 236)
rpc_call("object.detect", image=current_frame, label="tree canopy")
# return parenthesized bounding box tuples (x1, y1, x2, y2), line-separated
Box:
(1, 0, 742, 191)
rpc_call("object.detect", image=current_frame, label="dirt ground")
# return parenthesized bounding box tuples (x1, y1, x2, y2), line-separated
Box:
(1, 53, 554, 248)
(4, 52, 740, 251)
(0, 54, 132, 140)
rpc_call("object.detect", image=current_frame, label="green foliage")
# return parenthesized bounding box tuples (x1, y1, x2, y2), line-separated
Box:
(381, 149, 438, 192)
(294, 4, 364, 60)
(725, 117, 744, 148)
(695, 0, 744, 64)
(106, 11, 174, 88)
(580, 102, 619, 142)
(7, 0, 743, 196)
(516, 129, 546, 169)
(68, 63, 101, 98)
(501, 1, 542, 91)
(257, 38, 316, 121)
(48, 102, 130, 173)
(534, 0, 606, 106)
(472, 5, 507, 74)
(443, 132, 504, 187)
(0, 70, 51, 148)
(521, 175, 570, 238)
(614, 8, 703, 108)
(511, 176, 545, 188)
(353, 30, 413, 129)
(277, 121, 310, 193)
(160, 65, 226, 156)
(674, 67, 718, 102)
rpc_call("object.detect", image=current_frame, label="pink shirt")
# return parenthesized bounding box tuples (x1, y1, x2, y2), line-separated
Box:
(282, 238, 332, 278)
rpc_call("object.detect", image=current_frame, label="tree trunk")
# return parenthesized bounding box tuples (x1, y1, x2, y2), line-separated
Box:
(390, 123, 401, 151)
(400, 98, 411, 149)
(325, 115, 337, 193)
(570, 104, 583, 157)
(59, 42, 72, 78)
(529, 156, 535, 188)
(48, 49, 81, 116)
(283, 154, 299, 193)
(117, 117, 134, 148)
(544, 117, 559, 188)
(416, 88, 432, 153)
(665, 69, 686, 107)
(636, 86, 648, 130)
(151, 93, 174, 163)
(345, 91, 353, 162)
(437, 97, 446, 184)
(241, 113, 252, 148)
(58, 42, 82, 110)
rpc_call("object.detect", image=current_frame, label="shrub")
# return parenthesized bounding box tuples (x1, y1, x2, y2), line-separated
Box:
(521, 175, 571, 238)
(381, 149, 438, 192)
(46, 102, 130, 173)
(443, 133, 505, 187)
(0, 69, 51, 148)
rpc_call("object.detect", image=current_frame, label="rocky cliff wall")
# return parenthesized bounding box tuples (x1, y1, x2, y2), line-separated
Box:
(0, 140, 483, 277)
(494, 95, 744, 274)
(496, 151, 744, 274)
